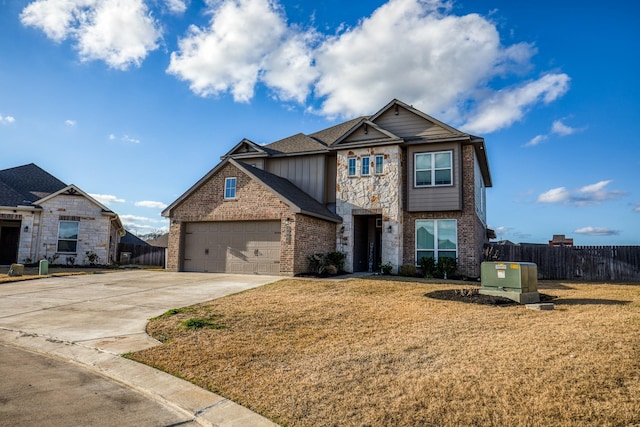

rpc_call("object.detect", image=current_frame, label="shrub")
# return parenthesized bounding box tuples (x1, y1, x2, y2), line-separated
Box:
(437, 257, 457, 279)
(379, 262, 393, 275)
(325, 252, 346, 273)
(307, 252, 346, 276)
(420, 257, 438, 278)
(399, 264, 417, 277)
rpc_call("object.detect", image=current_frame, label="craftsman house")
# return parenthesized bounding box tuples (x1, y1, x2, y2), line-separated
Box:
(163, 99, 492, 277)
(0, 163, 125, 266)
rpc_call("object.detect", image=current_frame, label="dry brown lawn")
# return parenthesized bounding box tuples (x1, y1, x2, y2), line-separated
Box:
(130, 278, 640, 427)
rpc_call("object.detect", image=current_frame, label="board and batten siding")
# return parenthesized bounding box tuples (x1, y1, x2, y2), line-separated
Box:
(406, 142, 462, 212)
(266, 154, 326, 203)
(374, 108, 456, 139)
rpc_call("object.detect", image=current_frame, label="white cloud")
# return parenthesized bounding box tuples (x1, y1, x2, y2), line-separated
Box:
(462, 73, 570, 134)
(551, 119, 578, 136)
(168, 0, 317, 103)
(119, 214, 152, 222)
(0, 115, 16, 124)
(536, 187, 569, 204)
(20, 0, 161, 70)
(135, 200, 168, 209)
(108, 133, 116, 140)
(165, 0, 188, 14)
(525, 134, 548, 147)
(166, 0, 567, 129)
(574, 226, 620, 236)
(634, 203, 640, 213)
(65, 119, 76, 126)
(537, 180, 626, 206)
(90, 193, 125, 205)
(122, 134, 141, 144)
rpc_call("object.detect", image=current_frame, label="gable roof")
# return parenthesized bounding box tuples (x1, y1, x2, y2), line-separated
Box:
(0, 163, 67, 207)
(332, 119, 403, 147)
(162, 158, 342, 223)
(222, 138, 269, 159)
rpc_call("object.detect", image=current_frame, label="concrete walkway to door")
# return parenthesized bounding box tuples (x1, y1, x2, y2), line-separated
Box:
(0, 270, 281, 426)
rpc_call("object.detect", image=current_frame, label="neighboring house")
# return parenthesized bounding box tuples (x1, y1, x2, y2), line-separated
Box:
(145, 233, 168, 248)
(0, 163, 125, 266)
(163, 99, 492, 277)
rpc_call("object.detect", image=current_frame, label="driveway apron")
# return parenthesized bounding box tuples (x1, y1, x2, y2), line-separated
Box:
(0, 270, 280, 426)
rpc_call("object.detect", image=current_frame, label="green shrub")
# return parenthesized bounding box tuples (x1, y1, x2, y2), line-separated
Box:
(437, 257, 457, 279)
(325, 252, 346, 273)
(379, 262, 393, 275)
(307, 252, 346, 275)
(182, 318, 226, 330)
(399, 264, 417, 277)
(420, 257, 438, 278)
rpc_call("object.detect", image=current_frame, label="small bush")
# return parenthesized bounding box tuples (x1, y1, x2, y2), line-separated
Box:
(379, 262, 393, 275)
(182, 318, 226, 330)
(307, 252, 346, 276)
(325, 252, 346, 273)
(420, 257, 438, 278)
(399, 264, 417, 277)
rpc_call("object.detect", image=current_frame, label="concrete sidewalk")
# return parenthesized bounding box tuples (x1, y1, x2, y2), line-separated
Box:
(0, 270, 281, 426)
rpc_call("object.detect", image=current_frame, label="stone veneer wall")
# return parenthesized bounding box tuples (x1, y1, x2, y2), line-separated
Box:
(402, 144, 486, 278)
(37, 195, 114, 265)
(166, 163, 335, 275)
(335, 145, 403, 273)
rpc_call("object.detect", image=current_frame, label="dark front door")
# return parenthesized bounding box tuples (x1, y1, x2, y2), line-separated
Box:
(0, 225, 20, 265)
(353, 215, 382, 272)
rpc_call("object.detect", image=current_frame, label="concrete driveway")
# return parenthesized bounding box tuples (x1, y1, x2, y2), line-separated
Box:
(0, 270, 281, 426)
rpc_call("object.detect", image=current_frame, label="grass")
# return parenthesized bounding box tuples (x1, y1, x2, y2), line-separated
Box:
(129, 278, 640, 426)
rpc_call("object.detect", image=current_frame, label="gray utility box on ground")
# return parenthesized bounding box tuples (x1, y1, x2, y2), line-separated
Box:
(479, 262, 540, 304)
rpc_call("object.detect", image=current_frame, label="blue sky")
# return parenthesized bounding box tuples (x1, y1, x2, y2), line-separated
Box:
(1, 0, 638, 244)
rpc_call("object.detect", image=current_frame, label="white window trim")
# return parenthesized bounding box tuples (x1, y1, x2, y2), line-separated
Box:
(361, 156, 370, 176)
(415, 219, 458, 264)
(224, 177, 237, 199)
(347, 157, 357, 177)
(414, 150, 453, 187)
(57, 220, 79, 254)
(374, 155, 384, 175)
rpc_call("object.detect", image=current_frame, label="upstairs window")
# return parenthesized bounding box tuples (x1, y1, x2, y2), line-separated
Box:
(224, 177, 237, 199)
(361, 156, 370, 175)
(415, 151, 452, 187)
(348, 158, 357, 176)
(58, 221, 79, 253)
(375, 155, 384, 174)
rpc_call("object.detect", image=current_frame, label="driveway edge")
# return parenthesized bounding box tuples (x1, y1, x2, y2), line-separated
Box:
(0, 328, 278, 427)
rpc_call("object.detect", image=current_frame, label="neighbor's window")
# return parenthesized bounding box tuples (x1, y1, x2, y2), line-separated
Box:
(361, 156, 370, 175)
(224, 177, 237, 199)
(415, 219, 457, 263)
(375, 155, 384, 174)
(348, 158, 357, 176)
(58, 221, 79, 253)
(415, 151, 452, 187)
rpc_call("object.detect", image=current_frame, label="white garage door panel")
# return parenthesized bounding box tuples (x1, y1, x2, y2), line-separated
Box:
(183, 221, 281, 274)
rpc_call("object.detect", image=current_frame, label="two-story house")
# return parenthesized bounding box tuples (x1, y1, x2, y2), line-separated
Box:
(163, 99, 492, 277)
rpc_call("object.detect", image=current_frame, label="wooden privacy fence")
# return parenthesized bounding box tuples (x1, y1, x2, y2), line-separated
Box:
(484, 244, 640, 281)
(117, 243, 166, 267)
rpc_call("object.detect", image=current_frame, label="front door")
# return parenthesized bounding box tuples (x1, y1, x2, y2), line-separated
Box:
(353, 215, 382, 272)
(0, 224, 20, 265)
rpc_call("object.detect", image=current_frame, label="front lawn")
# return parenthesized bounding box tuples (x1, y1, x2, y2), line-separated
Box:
(130, 278, 640, 426)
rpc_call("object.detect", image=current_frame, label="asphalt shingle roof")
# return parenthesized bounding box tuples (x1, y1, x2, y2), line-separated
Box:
(0, 163, 67, 207)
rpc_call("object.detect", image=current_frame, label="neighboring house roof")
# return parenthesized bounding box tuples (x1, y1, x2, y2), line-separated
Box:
(146, 233, 169, 248)
(0, 163, 67, 207)
(120, 231, 150, 246)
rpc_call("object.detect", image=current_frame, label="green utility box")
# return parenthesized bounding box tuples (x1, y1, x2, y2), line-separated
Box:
(479, 262, 540, 304)
(39, 259, 49, 275)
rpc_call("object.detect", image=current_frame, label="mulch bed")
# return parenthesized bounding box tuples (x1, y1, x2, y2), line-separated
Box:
(425, 288, 557, 306)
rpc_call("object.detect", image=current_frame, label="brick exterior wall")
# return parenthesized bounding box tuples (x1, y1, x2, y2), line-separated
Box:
(402, 145, 487, 278)
(291, 214, 336, 275)
(166, 163, 336, 275)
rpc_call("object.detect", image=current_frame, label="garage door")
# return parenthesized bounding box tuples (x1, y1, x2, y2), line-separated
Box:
(183, 221, 281, 274)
